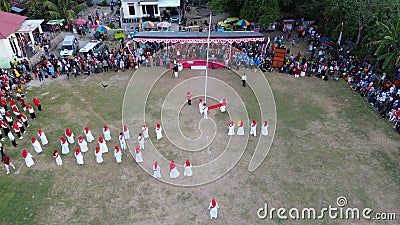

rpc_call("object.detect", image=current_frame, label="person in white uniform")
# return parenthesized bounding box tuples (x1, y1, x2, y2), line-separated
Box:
(31, 136, 42, 154)
(65, 128, 75, 144)
(228, 121, 235, 135)
(261, 120, 269, 136)
(250, 119, 257, 137)
(237, 121, 244, 135)
(22, 149, 34, 167)
(77, 135, 88, 153)
(37, 129, 48, 145)
(135, 147, 143, 162)
(95, 146, 103, 164)
(156, 123, 163, 140)
(98, 136, 108, 153)
(60, 137, 69, 154)
(84, 126, 94, 143)
(199, 98, 204, 114)
(53, 149, 62, 166)
(142, 124, 149, 138)
(119, 132, 127, 150)
(184, 159, 193, 177)
(75, 148, 84, 165)
(209, 199, 220, 219)
(137, 133, 145, 149)
(153, 161, 161, 178)
(123, 125, 130, 139)
(103, 125, 112, 141)
(169, 160, 180, 178)
(114, 146, 122, 163)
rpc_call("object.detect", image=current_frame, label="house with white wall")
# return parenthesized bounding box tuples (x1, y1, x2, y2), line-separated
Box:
(120, 0, 180, 23)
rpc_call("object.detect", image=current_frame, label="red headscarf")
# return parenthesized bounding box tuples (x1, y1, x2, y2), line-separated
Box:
(5, 112, 10, 117)
(263, 120, 268, 126)
(33, 97, 40, 106)
(22, 149, 28, 158)
(238, 121, 244, 127)
(98, 136, 104, 143)
(60, 137, 67, 144)
(210, 199, 217, 208)
(252, 119, 256, 125)
(38, 130, 42, 135)
(143, 124, 147, 129)
(123, 125, 128, 132)
(65, 128, 72, 136)
(53, 149, 58, 156)
(85, 126, 89, 133)
(229, 121, 233, 126)
(199, 98, 202, 103)
(75, 148, 80, 155)
(169, 160, 176, 171)
(31, 136, 36, 143)
(154, 161, 159, 169)
(95, 146, 100, 153)
(156, 123, 161, 129)
(185, 159, 191, 167)
(103, 125, 108, 131)
(27, 104, 33, 109)
(135, 147, 140, 154)
(12, 106, 19, 113)
(78, 135, 84, 143)
(115, 146, 120, 153)
(9, 98, 15, 106)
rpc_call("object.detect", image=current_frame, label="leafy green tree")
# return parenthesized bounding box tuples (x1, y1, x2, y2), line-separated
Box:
(240, 0, 279, 27)
(371, 19, 400, 77)
(28, 0, 51, 20)
(208, 0, 243, 17)
(0, 0, 10, 12)
(208, 0, 279, 27)
(43, 0, 87, 21)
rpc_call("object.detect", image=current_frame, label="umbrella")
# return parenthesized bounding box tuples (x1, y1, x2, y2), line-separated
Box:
(72, 19, 87, 25)
(224, 17, 239, 24)
(236, 19, 250, 26)
(142, 21, 154, 29)
(157, 22, 171, 28)
(217, 21, 229, 28)
(96, 25, 111, 32)
(47, 19, 64, 25)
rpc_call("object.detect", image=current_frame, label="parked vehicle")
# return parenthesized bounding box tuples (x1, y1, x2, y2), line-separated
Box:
(59, 35, 79, 58)
(79, 40, 106, 55)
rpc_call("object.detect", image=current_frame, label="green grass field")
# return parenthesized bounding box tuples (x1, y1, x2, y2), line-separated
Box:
(0, 61, 398, 224)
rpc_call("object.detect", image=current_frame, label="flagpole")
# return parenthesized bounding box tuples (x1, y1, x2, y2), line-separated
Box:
(204, 12, 212, 103)
(337, 22, 344, 45)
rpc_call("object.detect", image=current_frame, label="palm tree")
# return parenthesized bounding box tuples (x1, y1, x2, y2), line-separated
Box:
(372, 19, 400, 77)
(44, 0, 87, 21)
(0, 0, 11, 12)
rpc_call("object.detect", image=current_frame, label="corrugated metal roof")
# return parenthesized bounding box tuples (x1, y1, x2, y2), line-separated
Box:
(0, 11, 27, 39)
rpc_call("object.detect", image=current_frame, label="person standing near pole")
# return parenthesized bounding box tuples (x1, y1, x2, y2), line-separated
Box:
(241, 73, 247, 87)
(187, 92, 192, 105)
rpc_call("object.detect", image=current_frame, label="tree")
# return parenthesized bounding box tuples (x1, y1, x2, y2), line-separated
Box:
(371, 19, 400, 78)
(43, 0, 87, 21)
(28, 0, 51, 20)
(0, 0, 10, 12)
(240, 0, 279, 27)
(208, 0, 279, 27)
